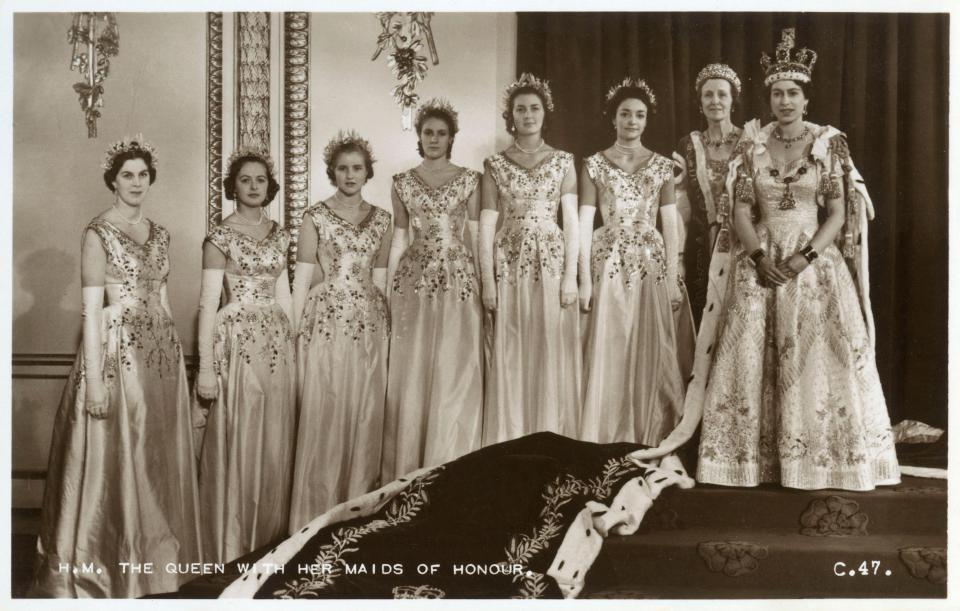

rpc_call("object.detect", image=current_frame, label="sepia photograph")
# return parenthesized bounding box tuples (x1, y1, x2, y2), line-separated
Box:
(4, 3, 954, 607)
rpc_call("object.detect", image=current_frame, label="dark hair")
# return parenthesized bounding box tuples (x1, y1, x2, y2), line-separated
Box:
(103, 149, 157, 192)
(697, 77, 741, 113)
(764, 79, 812, 116)
(325, 143, 375, 186)
(416, 108, 457, 159)
(222, 155, 280, 204)
(502, 86, 551, 135)
(604, 87, 657, 120)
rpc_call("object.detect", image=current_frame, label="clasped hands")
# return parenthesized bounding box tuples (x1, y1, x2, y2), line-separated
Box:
(754, 250, 810, 287)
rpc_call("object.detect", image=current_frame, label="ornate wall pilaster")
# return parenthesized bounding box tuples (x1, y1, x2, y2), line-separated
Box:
(205, 12, 224, 231)
(236, 12, 271, 150)
(283, 12, 310, 276)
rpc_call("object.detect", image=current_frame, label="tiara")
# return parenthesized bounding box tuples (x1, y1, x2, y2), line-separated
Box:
(605, 77, 657, 109)
(416, 97, 459, 134)
(322, 130, 376, 167)
(225, 146, 276, 176)
(100, 134, 158, 171)
(761, 28, 817, 86)
(695, 63, 742, 94)
(502, 72, 555, 112)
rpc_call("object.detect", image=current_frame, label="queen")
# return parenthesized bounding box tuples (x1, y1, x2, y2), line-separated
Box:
(633, 29, 900, 491)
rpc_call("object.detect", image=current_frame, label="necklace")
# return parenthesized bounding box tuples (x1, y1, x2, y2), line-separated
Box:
(514, 138, 545, 154)
(229, 210, 267, 225)
(613, 140, 644, 155)
(333, 190, 362, 209)
(772, 126, 810, 149)
(700, 128, 740, 150)
(112, 203, 143, 225)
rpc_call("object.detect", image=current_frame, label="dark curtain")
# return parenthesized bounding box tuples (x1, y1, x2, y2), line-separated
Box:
(517, 13, 948, 429)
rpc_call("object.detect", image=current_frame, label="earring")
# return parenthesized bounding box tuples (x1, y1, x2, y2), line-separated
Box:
(803, 105, 809, 116)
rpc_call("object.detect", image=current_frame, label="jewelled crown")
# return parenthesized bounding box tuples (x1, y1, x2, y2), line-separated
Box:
(502, 72, 555, 112)
(322, 130, 376, 166)
(761, 28, 817, 86)
(695, 63, 742, 95)
(416, 97, 460, 134)
(605, 77, 657, 110)
(100, 134, 158, 171)
(225, 146, 276, 175)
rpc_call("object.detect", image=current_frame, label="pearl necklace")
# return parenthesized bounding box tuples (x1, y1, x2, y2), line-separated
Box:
(229, 210, 268, 225)
(514, 138, 545, 154)
(613, 140, 644, 155)
(333, 189, 362, 209)
(772, 126, 810, 149)
(112, 204, 143, 225)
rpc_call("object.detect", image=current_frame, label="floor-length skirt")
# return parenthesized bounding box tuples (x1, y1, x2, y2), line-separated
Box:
(697, 222, 900, 490)
(581, 267, 686, 445)
(381, 290, 483, 483)
(32, 304, 202, 598)
(197, 302, 297, 563)
(483, 275, 581, 444)
(288, 285, 388, 533)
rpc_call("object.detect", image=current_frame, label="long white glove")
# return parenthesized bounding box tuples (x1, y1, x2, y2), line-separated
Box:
(659, 203, 683, 310)
(275, 267, 293, 324)
(82, 285, 108, 419)
(291, 261, 316, 333)
(560, 194, 579, 307)
(478, 209, 499, 311)
(197, 268, 224, 400)
(372, 268, 387, 295)
(386, 227, 409, 302)
(159, 283, 174, 319)
(578, 205, 596, 311)
(465, 219, 480, 277)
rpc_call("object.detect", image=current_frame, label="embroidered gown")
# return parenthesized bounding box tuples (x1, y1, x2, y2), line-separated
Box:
(197, 223, 297, 563)
(289, 203, 392, 532)
(696, 125, 900, 490)
(32, 219, 201, 598)
(483, 151, 581, 444)
(381, 169, 484, 483)
(579, 153, 686, 445)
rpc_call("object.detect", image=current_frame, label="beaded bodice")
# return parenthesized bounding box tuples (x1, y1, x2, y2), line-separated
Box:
(392, 168, 481, 300)
(395, 168, 479, 245)
(586, 153, 672, 229)
(752, 152, 820, 234)
(88, 218, 170, 310)
(308, 203, 391, 287)
(486, 151, 572, 230)
(206, 222, 289, 306)
(485, 151, 572, 283)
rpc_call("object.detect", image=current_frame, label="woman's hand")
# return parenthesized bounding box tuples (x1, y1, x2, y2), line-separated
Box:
(669, 279, 684, 311)
(197, 370, 219, 400)
(777, 253, 810, 279)
(482, 282, 498, 311)
(85, 379, 109, 419)
(579, 276, 592, 312)
(755, 255, 791, 287)
(560, 274, 577, 307)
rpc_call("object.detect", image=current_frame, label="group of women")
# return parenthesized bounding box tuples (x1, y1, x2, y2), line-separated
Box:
(31, 28, 899, 599)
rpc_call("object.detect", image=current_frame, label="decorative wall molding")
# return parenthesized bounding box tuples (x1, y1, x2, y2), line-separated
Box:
(283, 12, 310, 278)
(12, 352, 198, 379)
(206, 12, 224, 232)
(236, 12, 271, 151)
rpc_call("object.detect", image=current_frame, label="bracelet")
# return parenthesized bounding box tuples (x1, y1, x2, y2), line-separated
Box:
(749, 248, 766, 264)
(800, 245, 819, 262)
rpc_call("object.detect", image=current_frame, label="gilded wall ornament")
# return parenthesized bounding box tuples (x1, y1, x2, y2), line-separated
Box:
(371, 12, 440, 130)
(67, 12, 119, 138)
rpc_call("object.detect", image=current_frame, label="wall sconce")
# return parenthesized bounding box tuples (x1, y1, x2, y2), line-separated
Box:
(68, 12, 119, 138)
(371, 12, 439, 130)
